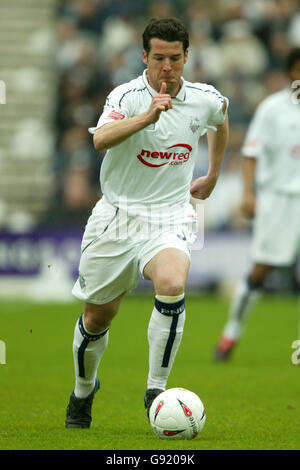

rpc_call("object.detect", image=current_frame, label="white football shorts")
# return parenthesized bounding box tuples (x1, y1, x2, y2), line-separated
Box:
(251, 189, 300, 266)
(72, 196, 197, 305)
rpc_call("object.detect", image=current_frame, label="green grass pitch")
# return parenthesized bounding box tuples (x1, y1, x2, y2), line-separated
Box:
(0, 293, 299, 450)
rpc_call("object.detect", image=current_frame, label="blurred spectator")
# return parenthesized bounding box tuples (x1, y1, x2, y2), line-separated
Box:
(39, 125, 102, 228)
(288, 10, 300, 44)
(98, 15, 145, 86)
(146, 0, 177, 19)
(219, 20, 269, 77)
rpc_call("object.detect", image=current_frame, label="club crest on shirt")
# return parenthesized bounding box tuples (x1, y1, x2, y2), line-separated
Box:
(189, 117, 201, 134)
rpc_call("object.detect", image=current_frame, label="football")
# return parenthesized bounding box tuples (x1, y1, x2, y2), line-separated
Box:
(148, 388, 206, 440)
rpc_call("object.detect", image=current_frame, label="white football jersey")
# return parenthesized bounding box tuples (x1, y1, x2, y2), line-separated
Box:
(242, 88, 300, 194)
(89, 69, 228, 217)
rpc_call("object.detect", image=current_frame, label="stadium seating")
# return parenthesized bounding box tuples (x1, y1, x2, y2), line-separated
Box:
(0, 0, 56, 230)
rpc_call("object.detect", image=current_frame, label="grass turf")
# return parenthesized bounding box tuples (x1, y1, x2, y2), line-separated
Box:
(0, 293, 299, 450)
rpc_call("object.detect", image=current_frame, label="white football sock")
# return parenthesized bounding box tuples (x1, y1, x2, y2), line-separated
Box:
(147, 294, 185, 390)
(222, 278, 262, 341)
(73, 314, 109, 398)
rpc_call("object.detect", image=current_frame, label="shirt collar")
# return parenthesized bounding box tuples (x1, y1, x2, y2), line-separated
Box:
(142, 69, 186, 102)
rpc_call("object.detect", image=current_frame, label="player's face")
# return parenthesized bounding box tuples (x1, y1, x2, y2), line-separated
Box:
(288, 59, 300, 83)
(142, 38, 188, 97)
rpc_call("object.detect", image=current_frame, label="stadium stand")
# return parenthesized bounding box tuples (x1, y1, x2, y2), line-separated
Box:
(0, 0, 56, 231)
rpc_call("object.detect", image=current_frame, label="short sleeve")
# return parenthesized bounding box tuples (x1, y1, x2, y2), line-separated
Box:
(242, 101, 272, 159)
(88, 85, 133, 134)
(206, 85, 229, 127)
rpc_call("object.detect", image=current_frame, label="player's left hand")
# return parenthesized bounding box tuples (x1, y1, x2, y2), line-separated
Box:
(190, 175, 218, 200)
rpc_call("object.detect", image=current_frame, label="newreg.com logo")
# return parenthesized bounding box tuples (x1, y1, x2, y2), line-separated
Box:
(137, 144, 192, 167)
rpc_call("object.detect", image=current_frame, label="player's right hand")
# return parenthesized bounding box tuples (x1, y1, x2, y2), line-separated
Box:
(145, 82, 172, 123)
(241, 193, 256, 217)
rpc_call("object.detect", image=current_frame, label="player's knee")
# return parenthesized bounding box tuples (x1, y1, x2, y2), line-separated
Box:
(155, 276, 185, 297)
(83, 304, 118, 333)
(248, 264, 273, 287)
(82, 313, 108, 333)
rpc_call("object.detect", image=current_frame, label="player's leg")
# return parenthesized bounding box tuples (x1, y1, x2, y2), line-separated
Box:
(66, 197, 141, 427)
(143, 248, 190, 414)
(215, 189, 298, 360)
(215, 263, 273, 360)
(66, 293, 125, 428)
(73, 295, 125, 398)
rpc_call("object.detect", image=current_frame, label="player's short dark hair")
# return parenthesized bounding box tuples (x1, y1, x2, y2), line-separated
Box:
(285, 47, 300, 72)
(142, 17, 189, 54)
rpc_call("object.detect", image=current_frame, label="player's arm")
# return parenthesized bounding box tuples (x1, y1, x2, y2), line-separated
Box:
(93, 114, 151, 151)
(241, 156, 256, 217)
(190, 110, 229, 200)
(93, 82, 172, 152)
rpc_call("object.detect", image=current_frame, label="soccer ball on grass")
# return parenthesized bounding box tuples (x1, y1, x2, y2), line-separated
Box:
(149, 388, 206, 440)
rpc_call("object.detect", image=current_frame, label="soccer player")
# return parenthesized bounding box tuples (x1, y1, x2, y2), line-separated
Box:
(65, 17, 228, 428)
(215, 47, 300, 361)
